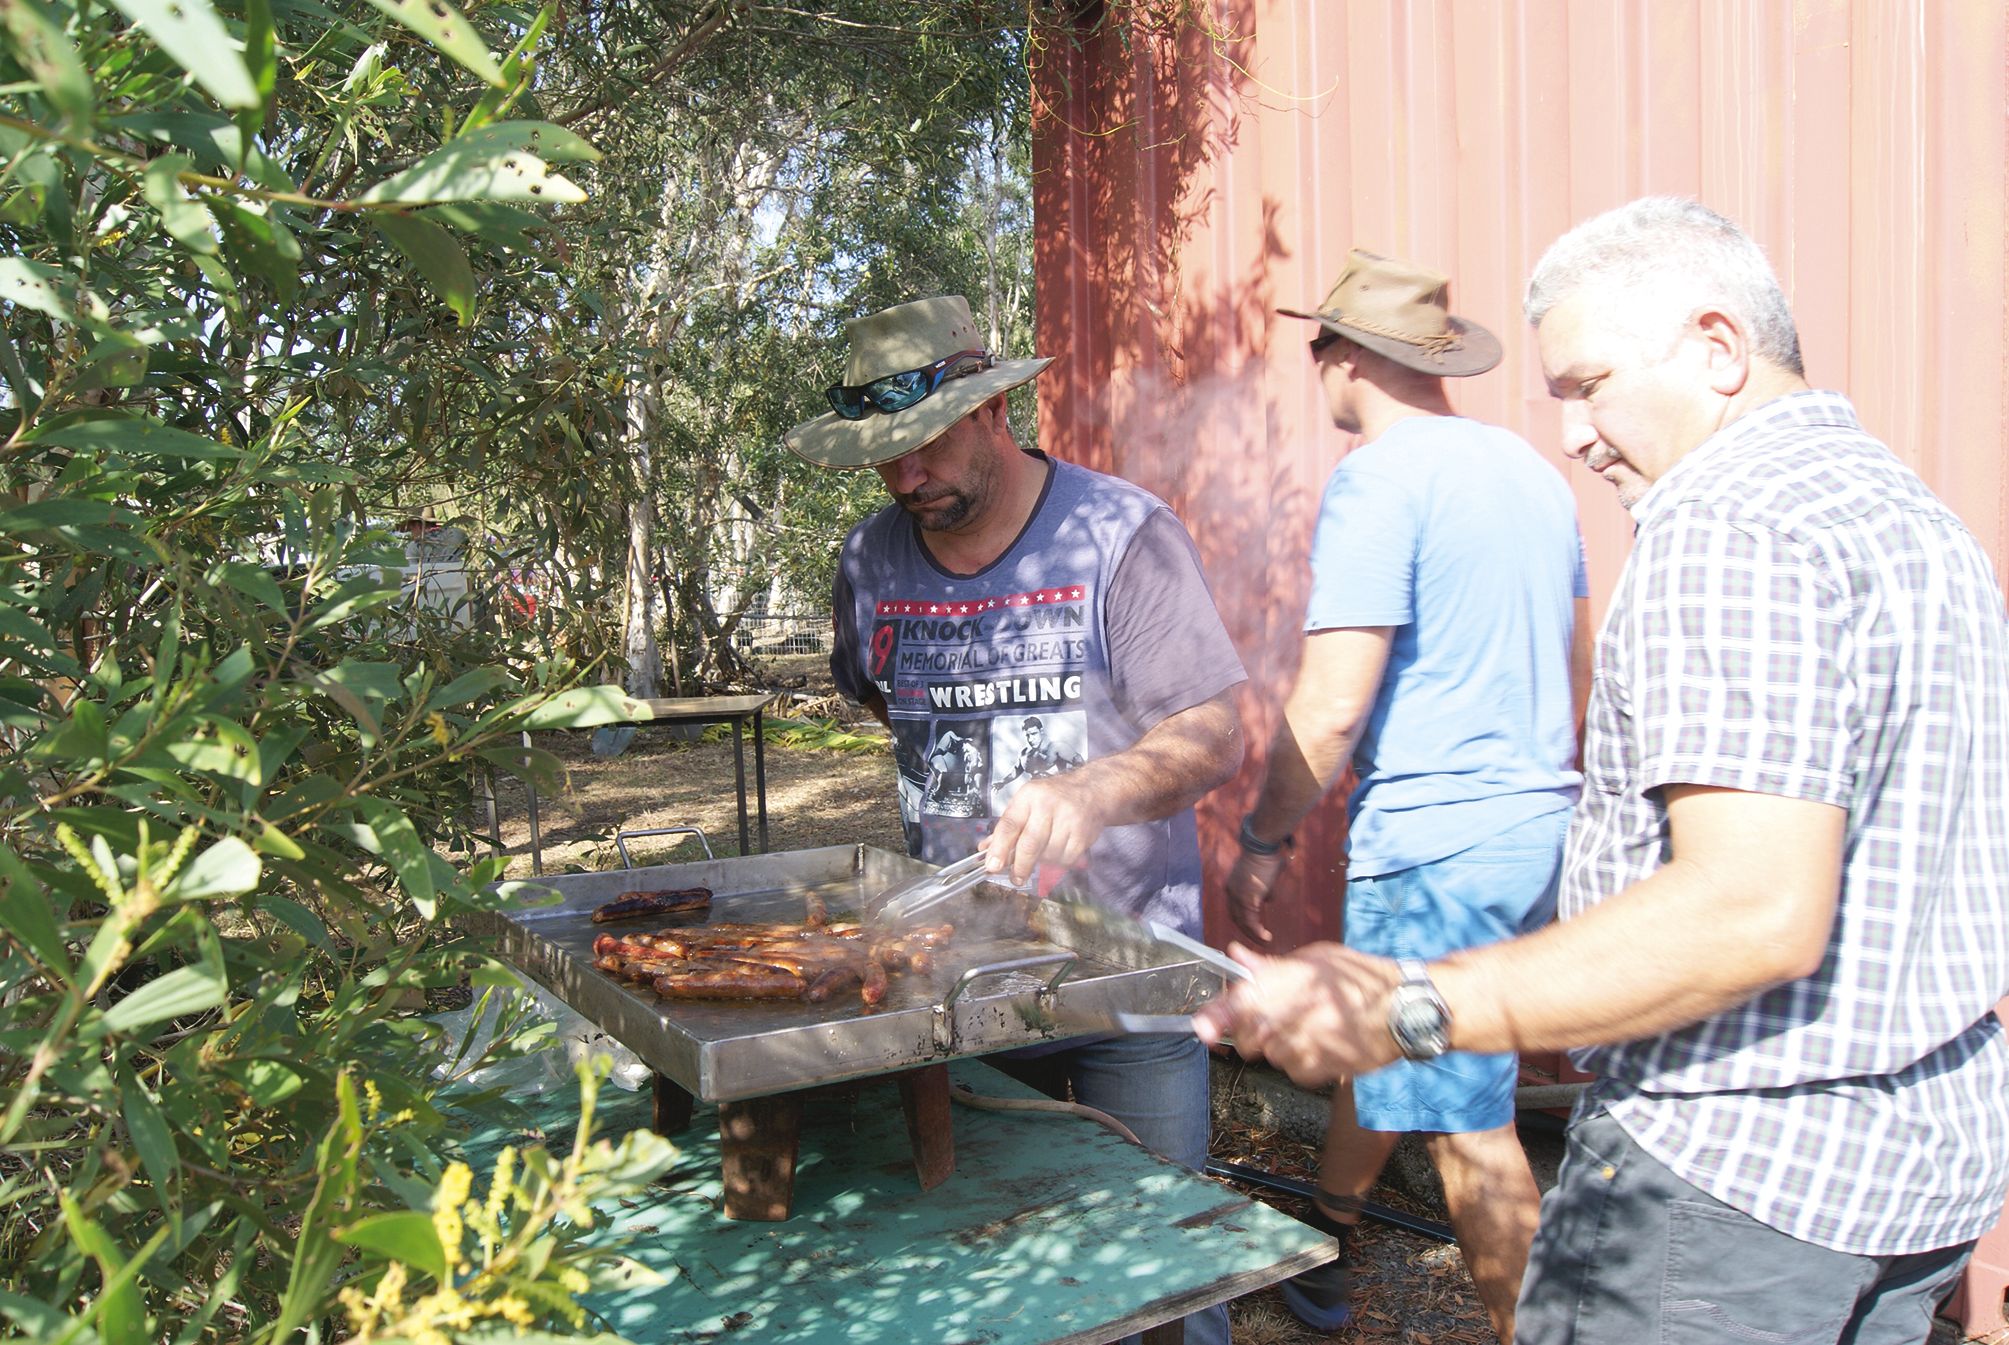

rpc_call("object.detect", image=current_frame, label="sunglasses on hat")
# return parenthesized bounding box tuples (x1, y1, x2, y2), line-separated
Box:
(826, 349, 994, 421)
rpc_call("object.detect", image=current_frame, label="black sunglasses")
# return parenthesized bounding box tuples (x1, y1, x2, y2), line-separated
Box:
(1309, 328, 1343, 358)
(826, 349, 994, 421)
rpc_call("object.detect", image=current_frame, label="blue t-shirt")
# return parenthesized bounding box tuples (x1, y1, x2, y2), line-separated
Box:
(1305, 415, 1586, 876)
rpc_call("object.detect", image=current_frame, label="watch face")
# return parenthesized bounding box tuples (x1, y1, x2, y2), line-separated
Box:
(1390, 986, 1450, 1060)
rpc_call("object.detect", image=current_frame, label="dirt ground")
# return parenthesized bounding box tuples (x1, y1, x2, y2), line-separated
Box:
(485, 656, 2003, 1345)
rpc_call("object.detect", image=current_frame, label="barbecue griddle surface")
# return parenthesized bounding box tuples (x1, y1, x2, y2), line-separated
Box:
(486, 846, 1227, 1102)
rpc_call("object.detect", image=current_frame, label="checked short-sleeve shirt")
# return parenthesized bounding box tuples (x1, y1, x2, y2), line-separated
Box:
(1563, 391, 2009, 1255)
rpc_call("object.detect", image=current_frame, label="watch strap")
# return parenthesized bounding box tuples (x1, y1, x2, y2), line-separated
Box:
(1237, 813, 1292, 857)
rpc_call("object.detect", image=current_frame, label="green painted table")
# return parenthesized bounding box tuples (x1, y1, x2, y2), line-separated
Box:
(464, 1060, 1334, 1344)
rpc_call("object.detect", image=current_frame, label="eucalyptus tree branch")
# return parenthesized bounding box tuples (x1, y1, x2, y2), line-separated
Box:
(556, 0, 742, 130)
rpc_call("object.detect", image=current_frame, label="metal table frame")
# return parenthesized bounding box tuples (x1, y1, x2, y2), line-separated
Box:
(506, 693, 775, 872)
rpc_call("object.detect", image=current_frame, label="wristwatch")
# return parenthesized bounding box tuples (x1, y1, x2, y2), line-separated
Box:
(1386, 958, 1453, 1061)
(1237, 813, 1293, 857)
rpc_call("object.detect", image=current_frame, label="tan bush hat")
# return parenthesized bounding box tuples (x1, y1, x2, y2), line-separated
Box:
(1279, 249, 1501, 377)
(785, 296, 1053, 470)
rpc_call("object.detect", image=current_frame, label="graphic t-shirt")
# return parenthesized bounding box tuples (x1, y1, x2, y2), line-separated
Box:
(832, 455, 1246, 935)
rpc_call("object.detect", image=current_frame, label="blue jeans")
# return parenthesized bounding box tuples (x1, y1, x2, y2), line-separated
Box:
(1347, 808, 1567, 1133)
(989, 1032, 1228, 1345)
(1518, 1105, 1976, 1344)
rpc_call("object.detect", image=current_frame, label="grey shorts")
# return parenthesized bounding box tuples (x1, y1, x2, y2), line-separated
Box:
(1516, 1105, 1975, 1345)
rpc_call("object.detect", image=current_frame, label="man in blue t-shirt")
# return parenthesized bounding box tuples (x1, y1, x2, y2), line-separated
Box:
(1227, 250, 1589, 1340)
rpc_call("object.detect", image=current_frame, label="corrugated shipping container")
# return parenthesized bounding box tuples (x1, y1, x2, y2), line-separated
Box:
(1030, 4, 2008, 1329)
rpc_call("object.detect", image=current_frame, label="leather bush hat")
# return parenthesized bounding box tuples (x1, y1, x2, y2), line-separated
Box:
(1279, 249, 1501, 377)
(785, 296, 1053, 469)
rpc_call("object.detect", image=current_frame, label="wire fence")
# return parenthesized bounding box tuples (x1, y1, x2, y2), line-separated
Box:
(731, 612, 832, 656)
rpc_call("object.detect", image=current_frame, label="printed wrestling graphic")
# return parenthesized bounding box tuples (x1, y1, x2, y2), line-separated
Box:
(920, 720, 988, 817)
(989, 712, 1086, 807)
(872, 584, 1097, 840)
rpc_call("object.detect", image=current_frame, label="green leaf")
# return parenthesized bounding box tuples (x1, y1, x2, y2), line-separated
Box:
(0, 257, 102, 326)
(359, 123, 597, 206)
(58, 1192, 146, 1345)
(359, 0, 503, 87)
(140, 155, 220, 255)
(222, 1057, 304, 1106)
(164, 837, 261, 901)
(212, 200, 302, 294)
(302, 574, 397, 631)
(216, 561, 288, 614)
(0, 848, 69, 981)
(333, 1208, 449, 1282)
(243, 0, 277, 106)
(580, 1126, 679, 1195)
(3, 0, 94, 132)
(355, 797, 436, 917)
(262, 893, 329, 949)
(100, 960, 228, 1035)
(515, 684, 652, 730)
(30, 413, 243, 461)
(36, 696, 110, 766)
(423, 200, 547, 251)
(274, 1073, 364, 1342)
(0, 496, 147, 535)
(251, 819, 307, 862)
(473, 743, 563, 793)
(0, 1289, 68, 1339)
(163, 717, 261, 782)
(119, 1075, 180, 1210)
(72, 334, 150, 392)
(319, 658, 404, 709)
(373, 213, 476, 324)
(110, 112, 293, 190)
(426, 665, 510, 711)
(103, 0, 261, 109)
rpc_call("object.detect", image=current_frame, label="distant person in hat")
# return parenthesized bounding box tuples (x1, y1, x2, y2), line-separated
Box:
(1222, 250, 1590, 1339)
(788, 294, 1248, 1345)
(1204, 198, 2009, 1345)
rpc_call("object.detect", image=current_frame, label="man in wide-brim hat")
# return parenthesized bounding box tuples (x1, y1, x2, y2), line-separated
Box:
(1220, 249, 1590, 1340)
(789, 294, 1247, 1345)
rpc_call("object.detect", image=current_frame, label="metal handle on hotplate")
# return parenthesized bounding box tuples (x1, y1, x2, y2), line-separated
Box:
(932, 951, 1079, 1053)
(614, 826, 714, 867)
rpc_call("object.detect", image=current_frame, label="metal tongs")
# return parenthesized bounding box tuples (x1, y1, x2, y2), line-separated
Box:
(866, 853, 994, 928)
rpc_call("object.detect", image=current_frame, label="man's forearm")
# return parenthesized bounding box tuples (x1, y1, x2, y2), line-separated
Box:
(1434, 790, 1845, 1053)
(1242, 627, 1390, 845)
(1245, 696, 1357, 844)
(1068, 692, 1243, 826)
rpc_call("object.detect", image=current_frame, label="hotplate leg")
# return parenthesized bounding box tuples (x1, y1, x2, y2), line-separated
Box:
(1141, 1323, 1184, 1344)
(898, 1063, 955, 1192)
(652, 1074, 694, 1135)
(718, 1093, 802, 1221)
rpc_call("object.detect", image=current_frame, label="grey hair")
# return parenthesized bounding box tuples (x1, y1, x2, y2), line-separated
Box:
(1524, 197, 1803, 375)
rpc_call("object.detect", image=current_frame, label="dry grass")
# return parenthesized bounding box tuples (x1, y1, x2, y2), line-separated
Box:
(1211, 1118, 1496, 1345)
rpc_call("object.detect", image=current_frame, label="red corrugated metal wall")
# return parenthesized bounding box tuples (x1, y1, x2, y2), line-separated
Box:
(1031, 0, 2009, 957)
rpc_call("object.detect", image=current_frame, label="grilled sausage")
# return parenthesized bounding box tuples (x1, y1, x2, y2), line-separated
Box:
(648, 967, 808, 1000)
(803, 964, 864, 1003)
(590, 887, 713, 924)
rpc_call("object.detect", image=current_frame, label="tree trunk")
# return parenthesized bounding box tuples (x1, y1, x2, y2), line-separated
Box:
(620, 379, 663, 700)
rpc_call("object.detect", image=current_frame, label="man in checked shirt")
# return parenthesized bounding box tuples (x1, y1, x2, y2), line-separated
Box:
(1198, 196, 2009, 1344)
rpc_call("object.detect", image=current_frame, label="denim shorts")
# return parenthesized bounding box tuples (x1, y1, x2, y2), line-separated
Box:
(1346, 808, 1567, 1133)
(1517, 1105, 1976, 1344)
